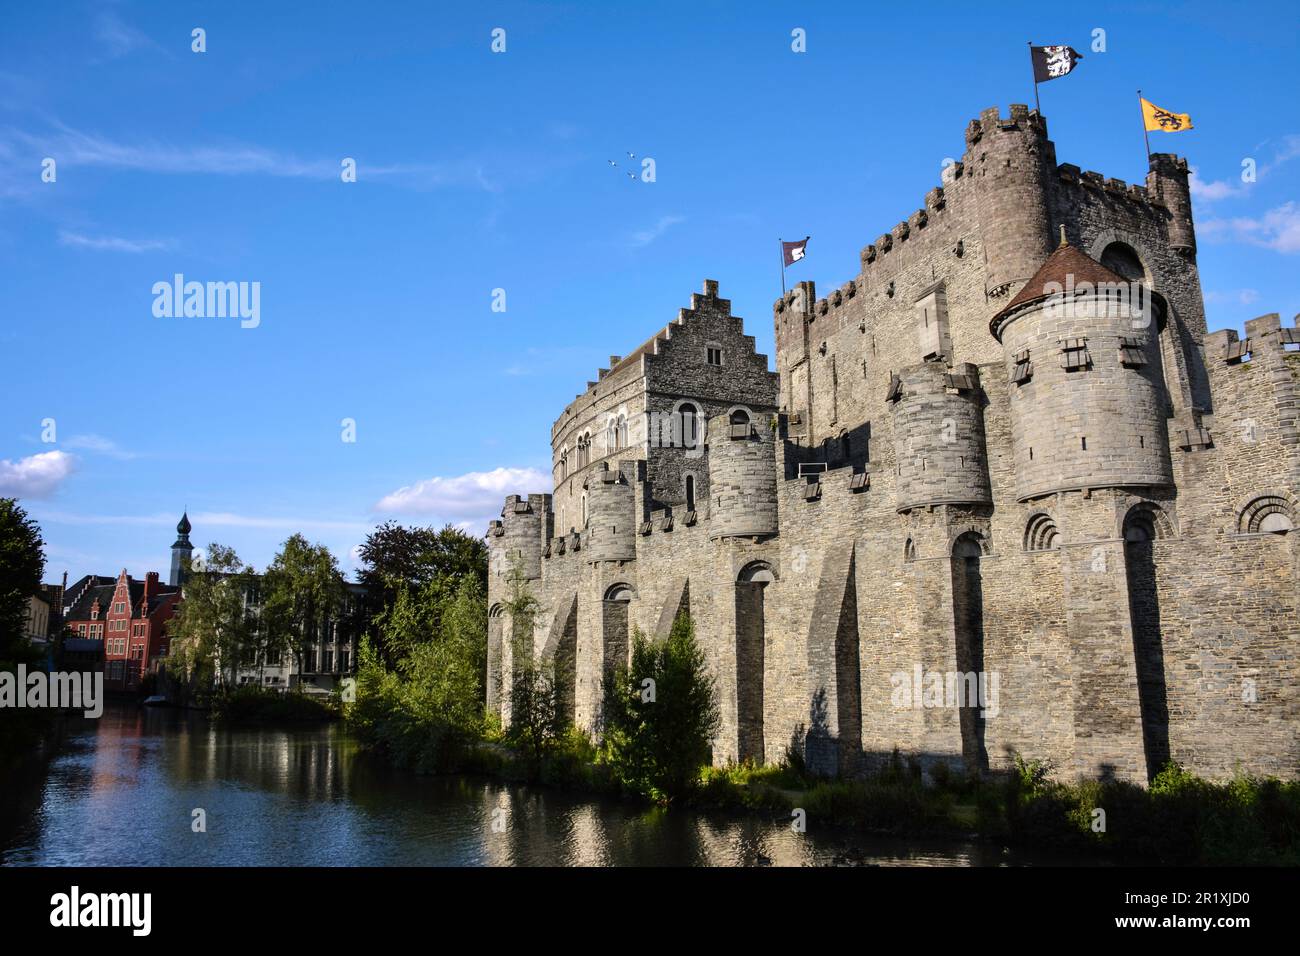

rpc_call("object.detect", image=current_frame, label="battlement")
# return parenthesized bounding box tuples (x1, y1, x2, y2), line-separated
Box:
(1205, 313, 1300, 364)
(964, 103, 1048, 144)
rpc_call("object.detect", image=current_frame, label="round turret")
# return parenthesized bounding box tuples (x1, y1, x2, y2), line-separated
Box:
(585, 466, 636, 563)
(967, 105, 1057, 297)
(991, 241, 1173, 500)
(708, 410, 777, 540)
(889, 362, 991, 512)
(1147, 153, 1196, 258)
(489, 494, 546, 581)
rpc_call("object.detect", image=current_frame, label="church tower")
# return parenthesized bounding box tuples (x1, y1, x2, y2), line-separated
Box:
(169, 512, 193, 587)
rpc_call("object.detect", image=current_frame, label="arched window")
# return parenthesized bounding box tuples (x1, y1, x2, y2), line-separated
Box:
(1100, 241, 1146, 284)
(737, 560, 775, 584)
(1023, 512, 1060, 551)
(1238, 495, 1295, 534)
(559, 447, 569, 481)
(685, 474, 696, 511)
(604, 583, 634, 602)
(617, 414, 628, 449)
(904, 538, 916, 563)
(730, 409, 750, 428)
(605, 417, 617, 453)
(678, 403, 699, 449)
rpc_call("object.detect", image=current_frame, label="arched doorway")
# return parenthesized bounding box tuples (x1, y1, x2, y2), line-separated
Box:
(487, 603, 505, 713)
(736, 561, 774, 763)
(1123, 505, 1170, 780)
(951, 533, 988, 772)
(603, 583, 633, 660)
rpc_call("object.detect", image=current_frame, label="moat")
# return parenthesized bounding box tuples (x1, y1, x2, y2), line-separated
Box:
(1, 704, 1089, 867)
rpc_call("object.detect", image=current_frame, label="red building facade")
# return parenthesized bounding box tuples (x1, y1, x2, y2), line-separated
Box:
(64, 569, 181, 691)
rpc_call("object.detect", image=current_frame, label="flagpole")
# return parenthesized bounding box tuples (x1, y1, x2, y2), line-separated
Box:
(1137, 89, 1152, 160)
(778, 239, 786, 297)
(1028, 42, 1040, 113)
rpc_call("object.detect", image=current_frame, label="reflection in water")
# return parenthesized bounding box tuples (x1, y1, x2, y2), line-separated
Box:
(1, 704, 1078, 867)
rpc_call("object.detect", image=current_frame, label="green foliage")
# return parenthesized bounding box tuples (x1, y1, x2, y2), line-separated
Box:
(167, 542, 256, 690)
(507, 660, 563, 771)
(356, 522, 488, 664)
(0, 498, 45, 669)
(600, 613, 721, 802)
(985, 755, 1300, 864)
(694, 760, 801, 812)
(262, 533, 347, 674)
(210, 684, 337, 722)
(349, 575, 489, 773)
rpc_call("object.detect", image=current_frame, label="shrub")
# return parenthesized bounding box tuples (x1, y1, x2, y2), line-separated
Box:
(600, 613, 721, 802)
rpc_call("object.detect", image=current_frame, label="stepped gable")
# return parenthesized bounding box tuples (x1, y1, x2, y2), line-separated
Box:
(989, 238, 1129, 340)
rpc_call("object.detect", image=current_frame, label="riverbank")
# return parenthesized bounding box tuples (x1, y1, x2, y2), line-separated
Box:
(360, 728, 1300, 866)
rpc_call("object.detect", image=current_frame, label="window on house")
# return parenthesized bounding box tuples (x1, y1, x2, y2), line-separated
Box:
(706, 347, 723, 366)
(729, 409, 750, 437)
(1118, 336, 1147, 367)
(678, 403, 699, 449)
(1061, 338, 1091, 371)
(1011, 349, 1033, 384)
(617, 415, 628, 448)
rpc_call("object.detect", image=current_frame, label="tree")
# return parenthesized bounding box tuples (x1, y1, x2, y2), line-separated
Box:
(167, 543, 256, 689)
(262, 534, 346, 682)
(509, 661, 561, 771)
(0, 498, 46, 667)
(356, 522, 487, 663)
(601, 612, 721, 802)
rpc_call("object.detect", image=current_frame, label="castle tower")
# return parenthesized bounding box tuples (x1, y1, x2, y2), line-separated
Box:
(1147, 153, 1196, 259)
(966, 105, 1057, 298)
(487, 494, 548, 582)
(888, 362, 992, 511)
(990, 239, 1173, 500)
(169, 511, 193, 587)
(584, 464, 637, 563)
(707, 409, 778, 539)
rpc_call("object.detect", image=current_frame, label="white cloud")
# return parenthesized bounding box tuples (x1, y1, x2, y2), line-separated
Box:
(1204, 289, 1261, 306)
(94, 12, 158, 60)
(0, 450, 75, 498)
(62, 434, 137, 459)
(34, 509, 370, 534)
(375, 466, 550, 522)
(1188, 167, 1244, 202)
(59, 231, 173, 253)
(1200, 202, 1300, 254)
(630, 215, 685, 248)
(2, 121, 500, 192)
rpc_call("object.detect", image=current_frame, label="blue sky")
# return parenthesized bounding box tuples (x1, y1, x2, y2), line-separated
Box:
(2, 0, 1296, 581)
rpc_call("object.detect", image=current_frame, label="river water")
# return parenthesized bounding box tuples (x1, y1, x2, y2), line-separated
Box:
(1, 703, 1080, 866)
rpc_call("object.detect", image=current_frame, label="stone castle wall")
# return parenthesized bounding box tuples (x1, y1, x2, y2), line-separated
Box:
(486, 104, 1299, 784)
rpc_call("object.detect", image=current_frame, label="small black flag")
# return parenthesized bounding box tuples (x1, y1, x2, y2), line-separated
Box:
(1030, 45, 1083, 83)
(782, 236, 809, 267)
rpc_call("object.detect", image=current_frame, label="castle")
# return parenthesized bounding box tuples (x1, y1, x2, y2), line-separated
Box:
(486, 104, 1299, 784)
